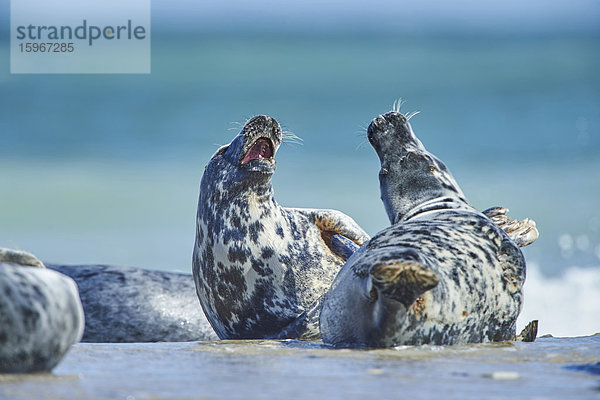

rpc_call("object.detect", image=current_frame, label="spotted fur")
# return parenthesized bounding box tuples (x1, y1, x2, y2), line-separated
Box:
(320, 111, 528, 348)
(192, 115, 369, 340)
(0, 249, 84, 373)
(48, 264, 218, 343)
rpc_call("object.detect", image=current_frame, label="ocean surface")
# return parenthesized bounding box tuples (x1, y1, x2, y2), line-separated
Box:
(1, 33, 599, 338)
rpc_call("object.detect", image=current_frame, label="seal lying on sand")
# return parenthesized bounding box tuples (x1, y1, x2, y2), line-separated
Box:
(193, 115, 369, 340)
(49, 264, 218, 342)
(0, 249, 83, 373)
(320, 111, 536, 348)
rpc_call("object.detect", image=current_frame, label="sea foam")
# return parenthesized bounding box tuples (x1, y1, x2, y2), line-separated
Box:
(517, 263, 600, 337)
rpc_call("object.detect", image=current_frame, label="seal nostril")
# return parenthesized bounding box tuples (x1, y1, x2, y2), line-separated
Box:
(383, 112, 407, 125)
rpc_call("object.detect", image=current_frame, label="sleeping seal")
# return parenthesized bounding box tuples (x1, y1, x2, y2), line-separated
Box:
(0, 249, 83, 373)
(48, 264, 218, 342)
(192, 115, 369, 340)
(320, 111, 535, 348)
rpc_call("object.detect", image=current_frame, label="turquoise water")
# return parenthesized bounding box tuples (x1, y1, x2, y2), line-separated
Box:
(1, 34, 599, 268)
(1, 33, 600, 335)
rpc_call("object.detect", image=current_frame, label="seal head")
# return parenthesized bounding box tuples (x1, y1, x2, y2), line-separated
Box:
(368, 112, 469, 225)
(211, 115, 281, 192)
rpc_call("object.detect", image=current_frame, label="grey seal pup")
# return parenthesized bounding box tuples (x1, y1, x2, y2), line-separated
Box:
(193, 115, 369, 340)
(0, 249, 83, 373)
(320, 111, 536, 348)
(48, 264, 218, 342)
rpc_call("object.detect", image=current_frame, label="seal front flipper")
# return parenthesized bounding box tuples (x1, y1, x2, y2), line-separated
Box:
(328, 234, 360, 262)
(294, 208, 370, 246)
(370, 260, 439, 307)
(292, 208, 370, 261)
(483, 206, 539, 247)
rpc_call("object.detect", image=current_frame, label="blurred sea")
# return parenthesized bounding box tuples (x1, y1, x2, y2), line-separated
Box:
(1, 32, 599, 336)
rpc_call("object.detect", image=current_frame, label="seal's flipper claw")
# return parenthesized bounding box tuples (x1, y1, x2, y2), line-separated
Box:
(371, 261, 439, 307)
(293, 208, 370, 252)
(482, 206, 508, 219)
(0, 248, 45, 268)
(483, 207, 539, 247)
(312, 209, 370, 246)
(513, 320, 538, 342)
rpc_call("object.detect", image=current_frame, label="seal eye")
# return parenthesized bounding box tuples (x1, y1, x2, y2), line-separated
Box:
(429, 165, 437, 173)
(379, 168, 389, 176)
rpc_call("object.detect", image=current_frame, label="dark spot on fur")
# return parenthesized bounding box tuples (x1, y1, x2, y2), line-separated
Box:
(275, 226, 285, 238)
(250, 257, 273, 277)
(261, 247, 274, 259)
(228, 245, 250, 264)
(249, 221, 264, 243)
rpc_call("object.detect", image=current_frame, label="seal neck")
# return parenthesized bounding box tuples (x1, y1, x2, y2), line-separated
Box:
(243, 183, 276, 204)
(216, 176, 276, 205)
(396, 196, 473, 223)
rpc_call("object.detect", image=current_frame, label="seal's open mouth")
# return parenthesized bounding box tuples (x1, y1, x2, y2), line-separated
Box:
(241, 137, 274, 164)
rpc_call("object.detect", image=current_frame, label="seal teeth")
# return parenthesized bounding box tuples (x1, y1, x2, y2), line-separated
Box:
(241, 137, 274, 164)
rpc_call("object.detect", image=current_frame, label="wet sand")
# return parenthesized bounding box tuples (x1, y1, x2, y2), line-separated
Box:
(1, 335, 598, 399)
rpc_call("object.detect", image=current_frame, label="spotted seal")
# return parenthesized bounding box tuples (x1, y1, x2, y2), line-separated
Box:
(0, 248, 84, 373)
(320, 111, 537, 348)
(192, 115, 369, 340)
(48, 264, 218, 342)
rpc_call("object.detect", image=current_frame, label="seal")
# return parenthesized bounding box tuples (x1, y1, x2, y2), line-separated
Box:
(192, 115, 369, 340)
(0, 248, 84, 373)
(48, 264, 218, 342)
(320, 111, 535, 348)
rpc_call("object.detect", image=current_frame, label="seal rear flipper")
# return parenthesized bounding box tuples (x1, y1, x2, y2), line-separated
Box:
(370, 260, 440, 307)
(0, 248, 45, 268)
(512, 320, 538, 342)
(483, 206, 539, 247)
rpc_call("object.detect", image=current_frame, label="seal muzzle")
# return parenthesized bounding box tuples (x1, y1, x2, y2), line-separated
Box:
(238, 115, 282, 172)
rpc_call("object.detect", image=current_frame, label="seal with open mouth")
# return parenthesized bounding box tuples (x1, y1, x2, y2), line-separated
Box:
(192, 115, 369, 340)
(320, 111, 537, 347)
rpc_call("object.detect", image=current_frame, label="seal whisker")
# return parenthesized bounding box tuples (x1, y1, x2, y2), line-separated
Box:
(405, 111, 421, 121)
(392, 98, 405, 113)
(355, 140, 369, 151)
(281, 130, 303, 146)
(355, 125, 368, 139)
(228, 120, 246, 133)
